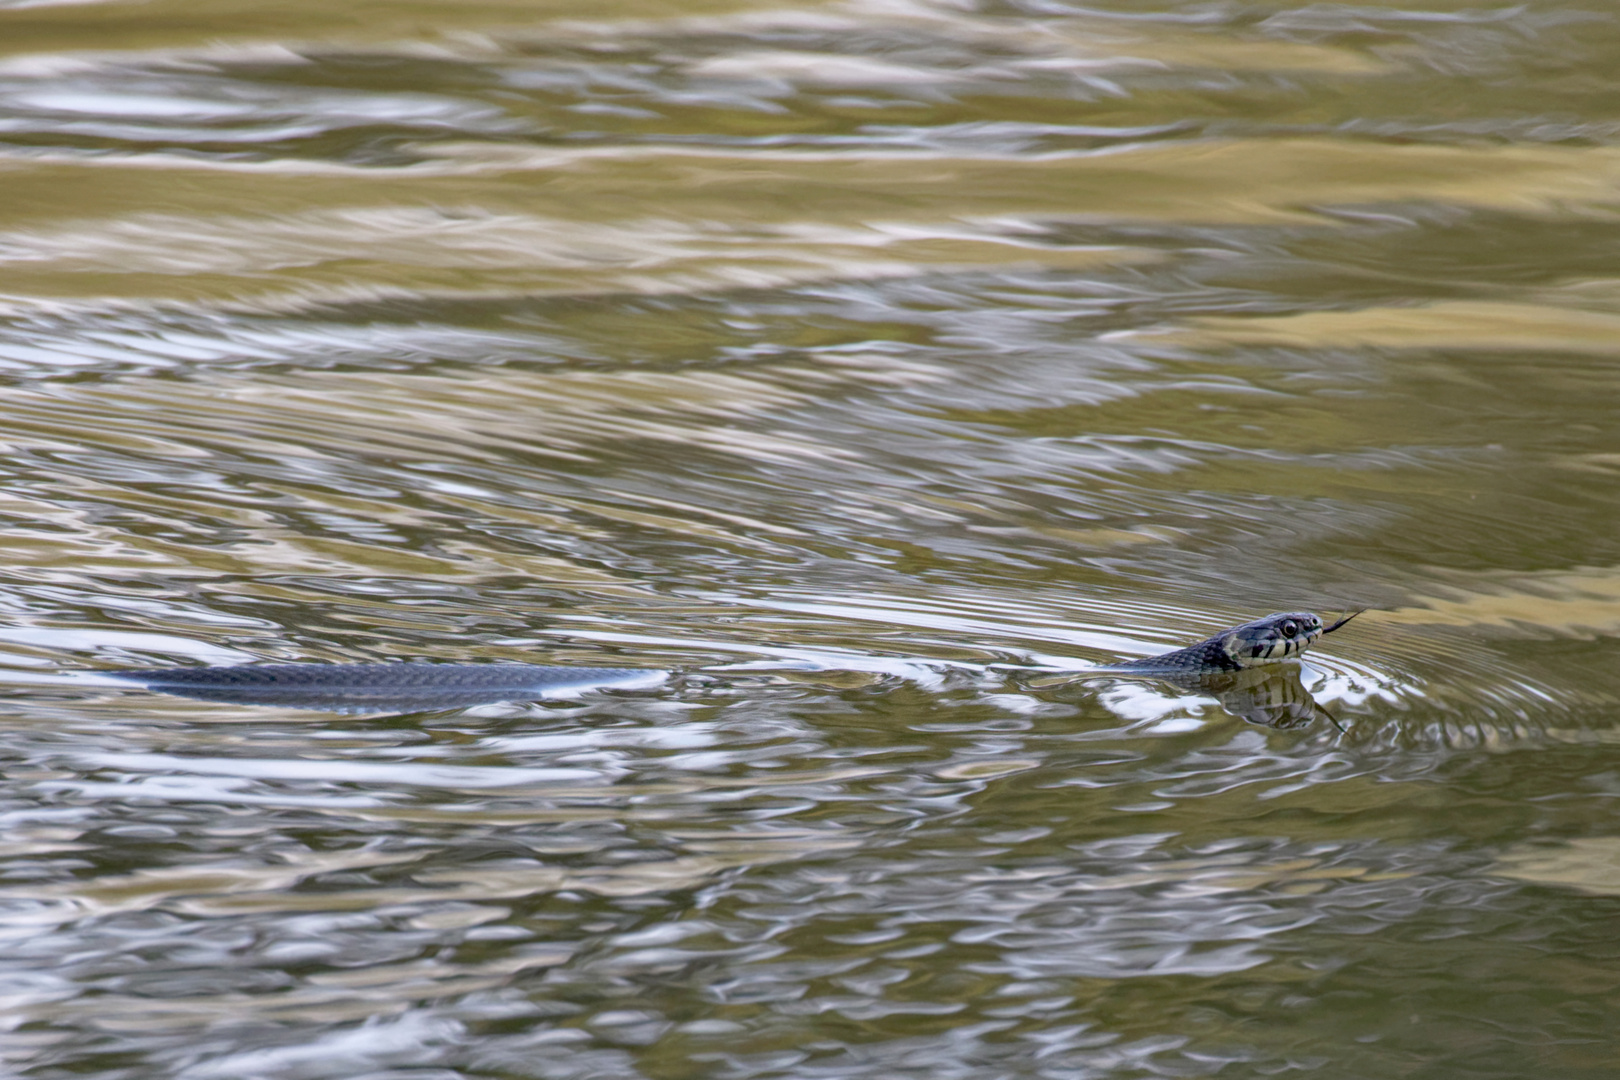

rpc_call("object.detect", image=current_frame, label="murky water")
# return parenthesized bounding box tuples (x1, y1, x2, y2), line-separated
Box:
(3, 1, 1620, 1076)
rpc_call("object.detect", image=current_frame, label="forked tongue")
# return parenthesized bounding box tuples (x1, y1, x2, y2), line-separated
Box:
(1322, 609, 1364, 635)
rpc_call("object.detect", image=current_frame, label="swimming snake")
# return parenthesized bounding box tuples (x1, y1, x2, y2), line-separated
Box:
(103, 610, 1361, 712)
(1090, 610, 1362, 676)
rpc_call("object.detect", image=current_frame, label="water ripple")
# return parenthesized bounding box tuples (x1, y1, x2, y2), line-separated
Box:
(1, 0, 1619, 1076)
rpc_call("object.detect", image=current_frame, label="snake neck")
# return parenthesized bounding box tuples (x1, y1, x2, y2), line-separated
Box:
(1102, 633, 1244, 674)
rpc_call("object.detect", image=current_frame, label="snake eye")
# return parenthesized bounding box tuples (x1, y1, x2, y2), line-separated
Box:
(1280, 620, 1298, 637)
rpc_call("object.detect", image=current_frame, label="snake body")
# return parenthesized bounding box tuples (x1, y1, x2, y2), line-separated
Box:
(105, 662, 662, 713)
(106, 611, 1359, 711)
(1094, 610, 1360, 676)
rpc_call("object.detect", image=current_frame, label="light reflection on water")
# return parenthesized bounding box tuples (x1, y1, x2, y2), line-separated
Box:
(2, 0, 1620, 1076)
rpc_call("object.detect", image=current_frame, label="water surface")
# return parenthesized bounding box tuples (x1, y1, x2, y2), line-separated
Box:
(2, 1, 1620, 1077)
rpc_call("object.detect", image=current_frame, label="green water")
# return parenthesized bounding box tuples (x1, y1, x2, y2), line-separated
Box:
(2, 1, 1620, 1076)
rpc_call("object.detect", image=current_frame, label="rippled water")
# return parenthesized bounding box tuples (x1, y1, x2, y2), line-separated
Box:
(3, 1, 1620, 1076)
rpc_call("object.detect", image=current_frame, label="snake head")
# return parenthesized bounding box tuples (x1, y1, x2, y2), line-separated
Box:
(1221, 611, 1330, 667)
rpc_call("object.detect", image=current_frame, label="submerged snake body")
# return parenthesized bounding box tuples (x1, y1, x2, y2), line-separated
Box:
(1096, 610, 1358, 676)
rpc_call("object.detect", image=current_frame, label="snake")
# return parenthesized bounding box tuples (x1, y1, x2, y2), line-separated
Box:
(1091, 610, 1362, 675)
(1086, 610, 1362, 733)
(101, 610, 1361, 711)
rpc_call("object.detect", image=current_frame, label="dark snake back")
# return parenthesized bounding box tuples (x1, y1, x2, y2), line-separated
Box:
(108, 663, 658, 712)
(1096, 634, 1242, 674)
